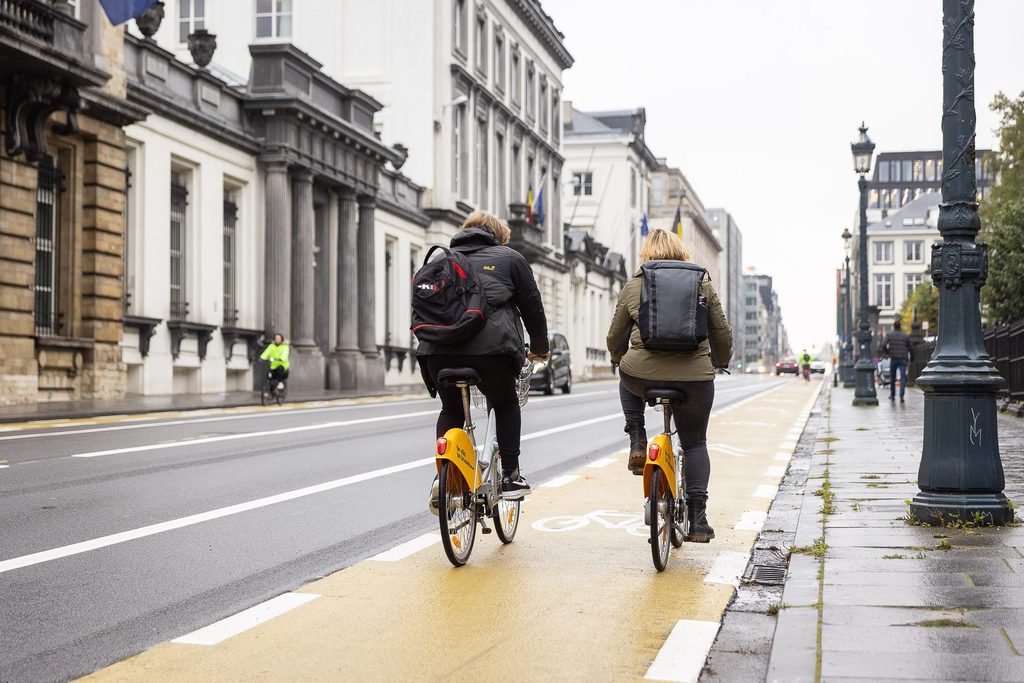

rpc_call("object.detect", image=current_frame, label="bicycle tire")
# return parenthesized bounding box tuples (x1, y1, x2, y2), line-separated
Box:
(493, 498, 520, 544)
(650, 471, 671, 572)
(438, 460, 476, 566)
(276, 386, 285, 406)
(260, 382, 269, 406)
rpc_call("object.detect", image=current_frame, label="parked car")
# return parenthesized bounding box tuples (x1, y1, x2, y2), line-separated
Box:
(810, 360, 827, 374)
(528, 332, 573, 395)
(775, 357, 800, 375)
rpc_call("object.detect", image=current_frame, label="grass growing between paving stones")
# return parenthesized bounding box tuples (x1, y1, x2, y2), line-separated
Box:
(912, 618, 978, 628)
(809, 386, 835, 682)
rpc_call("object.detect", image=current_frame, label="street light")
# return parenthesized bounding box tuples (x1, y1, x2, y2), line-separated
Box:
(840, 228, 855, 387)
(909, 0, 1011, 526)
(850, 123, 878, 406)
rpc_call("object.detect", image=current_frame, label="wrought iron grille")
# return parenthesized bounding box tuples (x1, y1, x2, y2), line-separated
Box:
(34, 154, 62, 336)
(223, 196, 238, 325)
(169, 174, 189, 320)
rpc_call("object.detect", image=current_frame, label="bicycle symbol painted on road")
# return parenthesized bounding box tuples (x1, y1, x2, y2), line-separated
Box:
(531, 509, 647, 537)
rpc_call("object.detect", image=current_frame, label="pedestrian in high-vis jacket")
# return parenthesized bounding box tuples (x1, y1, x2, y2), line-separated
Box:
(883, 319, 911, 402)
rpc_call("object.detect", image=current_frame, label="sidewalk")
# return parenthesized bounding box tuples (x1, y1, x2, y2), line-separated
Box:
(708, 382, 1024, 682)
(0, 385, 426, 424)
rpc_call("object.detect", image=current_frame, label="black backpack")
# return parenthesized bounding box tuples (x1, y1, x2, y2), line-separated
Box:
(637, 260, 709, 352)
(411, 245, 488, 345)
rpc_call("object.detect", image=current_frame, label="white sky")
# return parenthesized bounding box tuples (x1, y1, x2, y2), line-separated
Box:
(543, 0, 1024, 352)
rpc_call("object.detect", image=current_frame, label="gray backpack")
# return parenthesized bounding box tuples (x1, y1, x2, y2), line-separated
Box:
(637, 260, 709, 352)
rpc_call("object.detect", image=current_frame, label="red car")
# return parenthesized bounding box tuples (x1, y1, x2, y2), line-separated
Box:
(775, 357, 800, 375)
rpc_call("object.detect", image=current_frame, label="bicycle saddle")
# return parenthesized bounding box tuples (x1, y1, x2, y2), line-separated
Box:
(644, 388, 687, 406)
(437, 367, 482, 388)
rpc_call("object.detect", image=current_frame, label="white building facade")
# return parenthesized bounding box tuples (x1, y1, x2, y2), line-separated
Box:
(649, 160, 721, 284)
(706, 208, 744, 370)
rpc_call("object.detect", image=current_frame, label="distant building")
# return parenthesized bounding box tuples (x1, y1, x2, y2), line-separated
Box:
(742, 273, 787, 370)
(649, 159, 721, 285)
(562, 105, 657, 271)
(866, 150, 992, 222)
(706, 209, 743, 369)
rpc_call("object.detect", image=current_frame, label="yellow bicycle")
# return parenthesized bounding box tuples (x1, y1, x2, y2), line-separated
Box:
(433, 361, 540, 567)
(642, 389, 688, 571)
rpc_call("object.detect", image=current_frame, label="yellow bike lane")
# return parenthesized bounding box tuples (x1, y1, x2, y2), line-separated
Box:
(81, 380, 820, 683)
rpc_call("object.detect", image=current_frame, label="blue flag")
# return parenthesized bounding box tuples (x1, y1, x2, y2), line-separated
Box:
(640, 213, 650, 237)
(533, 187, 544, 226)
(98, 0, 158, 26)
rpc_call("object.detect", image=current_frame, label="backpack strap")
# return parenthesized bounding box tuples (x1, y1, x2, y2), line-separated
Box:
(423, 244, 451, 265)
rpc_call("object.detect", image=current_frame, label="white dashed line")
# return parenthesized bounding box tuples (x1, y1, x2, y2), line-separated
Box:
(644, 619, 721, 682)
(754, 484, 779, 499)
(369, 533, 440, 562)
(541, 474, 581, 488)
(764, 466, 786, 478)
(703, 551, 750, 587)
(586, 457, 617, 469)
(172, 592, 319, 646)
(774, 452, 791, 461)
(735, 510, 768, 532)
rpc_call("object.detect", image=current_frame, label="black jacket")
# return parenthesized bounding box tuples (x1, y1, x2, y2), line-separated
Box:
(884, 329, 911, 361)
(416, 227, 549, 364)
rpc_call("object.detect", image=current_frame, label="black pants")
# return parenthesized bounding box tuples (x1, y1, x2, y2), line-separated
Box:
(619, 371, 714, 501)
(424, 355, 522, 472)
(268, 366, 289, 384)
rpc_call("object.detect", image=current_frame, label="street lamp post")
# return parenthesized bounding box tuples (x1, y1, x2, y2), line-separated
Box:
(851, 124, 878, 406)
(910, 0, 1012, 525)
(840, 228, 855, 387)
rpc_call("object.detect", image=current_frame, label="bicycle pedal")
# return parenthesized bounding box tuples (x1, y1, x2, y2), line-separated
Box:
(481, 526, 492, 534)
(479, 518, 491, 534)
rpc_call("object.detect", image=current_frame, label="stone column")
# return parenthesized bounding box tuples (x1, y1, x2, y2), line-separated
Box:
(357, 195, 377, 356)
(287, 169, 325, 390)
(313, 198, 330, 355)
(263, 161, 291, 339)
(329, 188, 360, 390)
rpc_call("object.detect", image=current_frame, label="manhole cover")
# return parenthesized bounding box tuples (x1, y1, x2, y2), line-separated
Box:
(749, 564, 786, 585)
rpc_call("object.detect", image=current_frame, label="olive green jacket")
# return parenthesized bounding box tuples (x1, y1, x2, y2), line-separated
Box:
(606, 269, 733, 381)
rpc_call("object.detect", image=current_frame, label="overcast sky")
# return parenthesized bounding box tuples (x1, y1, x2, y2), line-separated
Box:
(544, 0, 1024, 353)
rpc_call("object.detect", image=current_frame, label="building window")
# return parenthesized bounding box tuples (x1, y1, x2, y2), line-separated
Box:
(901, 188, 911, 206)
(572, 172, 592, 196)
(874, 273, 894, 309)
(256, 0, 292, 39)
(878, 162, 890, 182)
(630, 167, 637, 207)
(223, 192, 238, 325)
(873, 241, 893, 264)
(510, 46, 521, 106)
(551, 90, 560, 141)
(494, 29, 505, 91)
(901, 160, 912, 183)
(550, 170, 560, 246)
(904, 240, 924, 264)
(124, 152, 136, 313)
(384, 237, 396, 345)
(913, 159, 924, 182)
(179, 0, 205, 43)
(452, 101, 467, 200)
(525, 61, 535, 119)
(925, 158, 937, 182)
(475, 112, 488, 207)
(905, 273, 925, 299)
(527, 153, 535, 198)
(539, 76, 548, 133)
(494, 131, 506, 216)
(652, 176, 664, 206)
(170, 172, 189, 320)
(511, 142, 521, 203)
(474, 9, 486, 74)
(34, 155, 63, 337)
(453, 0, 467, 56)
(868, 188, 880, 209)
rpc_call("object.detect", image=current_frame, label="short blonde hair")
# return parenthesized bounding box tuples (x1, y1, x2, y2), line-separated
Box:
(462, 211, 511, 245)
(639, 228, 691, 262)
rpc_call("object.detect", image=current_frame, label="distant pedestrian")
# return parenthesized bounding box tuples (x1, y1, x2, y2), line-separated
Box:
(883, 319, 911, 402)
(260, 334, 290, 391)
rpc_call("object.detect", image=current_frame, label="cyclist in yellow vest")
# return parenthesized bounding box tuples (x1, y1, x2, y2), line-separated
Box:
(260, 334, 290, 390)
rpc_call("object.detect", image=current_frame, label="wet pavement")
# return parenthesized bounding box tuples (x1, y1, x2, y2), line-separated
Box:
(716, 384, 1024, 682)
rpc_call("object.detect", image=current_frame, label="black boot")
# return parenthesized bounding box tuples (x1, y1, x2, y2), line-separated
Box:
(685, 498, 715, 542)
(626, 422, 647, 476)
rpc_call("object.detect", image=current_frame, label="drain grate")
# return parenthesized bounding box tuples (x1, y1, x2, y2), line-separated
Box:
(748, 564, 787, 585)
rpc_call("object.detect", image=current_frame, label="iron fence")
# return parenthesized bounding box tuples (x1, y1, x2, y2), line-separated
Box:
(983, 320, 1024, 413)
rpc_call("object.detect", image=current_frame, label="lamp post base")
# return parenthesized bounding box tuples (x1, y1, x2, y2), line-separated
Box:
(839, 360, 855, 388)
(852, 361, 878, 406)
(909, 491, 1013, 527)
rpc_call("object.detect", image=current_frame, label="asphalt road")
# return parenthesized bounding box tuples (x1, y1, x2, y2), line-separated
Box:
(0, 373, 782, 682)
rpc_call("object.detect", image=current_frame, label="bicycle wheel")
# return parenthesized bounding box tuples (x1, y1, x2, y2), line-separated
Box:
(275, 384, 286, 406)
(438, 460, 476, 566)
(649, 471, 671, 572)
(260, 381, 269, 406)
(671, 505, 685, 549)
(493, 497, 521, 544)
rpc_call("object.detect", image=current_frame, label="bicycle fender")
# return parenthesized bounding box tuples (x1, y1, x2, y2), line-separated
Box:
(436, 428, 478, 490)
(643, 433, 677, 499)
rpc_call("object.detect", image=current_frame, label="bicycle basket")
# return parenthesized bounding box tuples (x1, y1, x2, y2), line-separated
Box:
(471, 386, 489, 411)
(515, 374, 531, 407)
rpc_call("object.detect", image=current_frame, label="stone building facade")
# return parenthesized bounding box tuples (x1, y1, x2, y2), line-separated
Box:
(649, 159, 721, 285)
(1, 0, 146, 405)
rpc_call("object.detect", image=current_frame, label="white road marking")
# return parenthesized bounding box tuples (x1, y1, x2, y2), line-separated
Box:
(709, 444, 749, 457)
(774, 452, 791, 461)
(764, 466, 786, 478)
(0, 464, 8, 469)
(703, 551, 750, 587)
(586, 457, 616, 468)
(541, 474, 580, 488)
(0, 457, 434, 575)
(754, 484, 779, 499)
(779, 440, 798, 450)
(369, 533, 440, 562)
(172, 593, 319, 646)
(735, 510, 768, 532)
(0, 427, 18, 433)
(644, 619, 721, 683)
(520, 413, 621, 442)
(69, 410, 440, 458)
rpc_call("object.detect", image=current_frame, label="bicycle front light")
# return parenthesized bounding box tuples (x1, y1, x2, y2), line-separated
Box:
(648, 444, 660, 461)
(436, 438, 448, 456)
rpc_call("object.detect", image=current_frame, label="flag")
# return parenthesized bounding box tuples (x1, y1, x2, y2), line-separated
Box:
(640, 213, 650, 237)
(533, 187, 544, 226)
(98, 0, 158, 25)
(527, 187, 534, 224)
(671, 207, 683, 241)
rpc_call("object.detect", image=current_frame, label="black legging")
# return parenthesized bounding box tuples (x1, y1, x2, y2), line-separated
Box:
(424, 355, 521, 472)
(268, 366, 289, 384)
(618, 371, 714, 501)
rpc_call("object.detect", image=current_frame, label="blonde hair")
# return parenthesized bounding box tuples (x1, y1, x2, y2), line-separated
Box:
(639, 228, 691, 262)
(462, 211, 511, 245)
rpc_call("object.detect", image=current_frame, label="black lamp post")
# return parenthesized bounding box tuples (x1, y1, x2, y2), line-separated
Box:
(851, 124, 878, 406)
(910, 0, 1011, 525)
(840, 228, 855, 387)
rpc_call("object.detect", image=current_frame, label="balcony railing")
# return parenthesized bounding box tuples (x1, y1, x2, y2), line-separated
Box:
(0, 0, 56, 44)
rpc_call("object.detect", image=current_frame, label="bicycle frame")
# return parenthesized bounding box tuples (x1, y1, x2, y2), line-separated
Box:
(436, 385, 480, 494)
(642, 402, 681, 500)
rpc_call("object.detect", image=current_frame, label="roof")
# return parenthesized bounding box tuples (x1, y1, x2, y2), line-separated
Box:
(564, 106, 658, 169)
(867, 191, 941, 233)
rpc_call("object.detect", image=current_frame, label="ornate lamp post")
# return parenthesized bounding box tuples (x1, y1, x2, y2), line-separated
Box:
(910, 0, 1012, 525)
(840, 228, 855, 387)
(851, 124, 878, 406)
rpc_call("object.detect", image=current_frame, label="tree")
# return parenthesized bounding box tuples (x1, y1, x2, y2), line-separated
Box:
(901, 282, 939, 334)
(980, 91, 1024, 323)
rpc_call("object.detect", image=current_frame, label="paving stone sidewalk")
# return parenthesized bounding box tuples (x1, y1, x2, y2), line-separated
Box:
(705, 383, 1024, 683)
